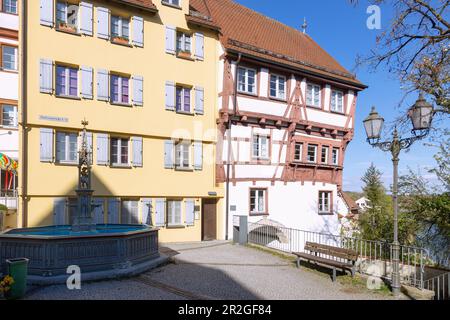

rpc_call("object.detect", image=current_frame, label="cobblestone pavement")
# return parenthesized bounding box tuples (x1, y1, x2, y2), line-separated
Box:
(24, 241, 400, 300)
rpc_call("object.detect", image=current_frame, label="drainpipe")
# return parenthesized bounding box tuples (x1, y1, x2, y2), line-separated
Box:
(20, 0, 28, 227)
(225, 53, 242, 240)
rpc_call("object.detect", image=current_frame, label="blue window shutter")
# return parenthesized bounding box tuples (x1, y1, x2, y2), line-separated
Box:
(165, 26, 176, 54)
(97, 7, 110, 39)
(96, 133, 109, 165)
(194, 142, 203, 170)
(80, 2, 93, 36)
(132, 16, 144, 47)
(132, 136, 143, 167)
(53, 198, 66, 225)
(165, 81, 175, 111)
(93, 198, 105, 224)
(97, 69, 109, 101)
(185, 199, 195, 226)
(80, 66, 93, 99)
(40, 128, 53, 162)
(194, 33, 204, 60)
(164, 140, 174, 169)
(40, 59, 53, 94)
(132, 75, 143, 106)
(195, 86, 204, 115)
(142, 198, 153, 226)
(155, 199, 166, 227)
(107, 198, 120, 224)
(40, 0, 54, 27)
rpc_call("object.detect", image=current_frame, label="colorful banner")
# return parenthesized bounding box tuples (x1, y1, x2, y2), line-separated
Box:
(0, 153, 18, 175)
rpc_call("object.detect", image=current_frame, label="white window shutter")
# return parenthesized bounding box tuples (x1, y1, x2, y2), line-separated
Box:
(40, 0, 54, 27)
(155, 199, 166, 227)
(132, 76, 143, 106)
(165, 81, 175, 110)
(132, 16, 144, 47)
(132, 136, 143, 167)
(40, 128, 53, 162)
(107, 198, 120, 224)
(195, 86, 204, 115)
(97, 69, 109, 101)
(53, 198, 66, 225)
(40, 59, 53, 94)
(96, 133, 109, 165)
(80, 2, 93, 36)
(142, 198, 153, 226)
(164, 140, 174, 169)
(185, 199, 195, 226)
(194, 33, 204, 60)
(165, 26, 176, 54)
(80, 66, 93, 99)
(193, 142, 203, 170)
(97, 7, 110, 40)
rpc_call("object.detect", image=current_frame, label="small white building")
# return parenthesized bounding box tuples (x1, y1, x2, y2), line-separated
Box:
(355, 197, 371, 212)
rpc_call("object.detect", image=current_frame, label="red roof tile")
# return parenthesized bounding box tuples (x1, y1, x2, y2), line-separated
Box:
(117, 0, 157, 12)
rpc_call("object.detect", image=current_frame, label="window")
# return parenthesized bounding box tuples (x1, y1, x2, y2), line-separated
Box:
(1, 45, 18, 71)
(176, 32, 192, 54)
(250, 189, 267, 215)
(110, 137, 129, 166)
(167, 200, 182, 226)
(331, 90, 344, 113)
(270, 74, 286, 100)
(111, 15, 130, 41)
(110, 75, 130, 104)
(56, 65, 78, 97)
(1, 105, 17, 127)
(56, 132, 78, 163)
(3, 0, 17, 14)
(121, 200, 139, 224)
(318, 191, 332, 214)
(306, 83, 321, 107)
(162, 0, 180, 7)
(332, 148, 339, 166)
(252, 134, 269, 159)
(176, 86, 191, 113)
(307, 144, 317, 163)
(56, 1, 78, 32)
(321, 146, 329, 164)
(175, 141, 191, 169)
(294, 142, 303, 162)
(238, 67, 256, 94)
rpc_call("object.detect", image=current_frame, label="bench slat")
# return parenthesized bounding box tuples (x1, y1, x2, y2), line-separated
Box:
(293, 252, 354, 270)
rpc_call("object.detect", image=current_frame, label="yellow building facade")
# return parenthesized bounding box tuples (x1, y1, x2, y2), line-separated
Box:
(18, 0, 224, 242)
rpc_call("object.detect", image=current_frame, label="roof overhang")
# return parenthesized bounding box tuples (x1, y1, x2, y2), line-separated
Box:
(112, 0, 158, 14)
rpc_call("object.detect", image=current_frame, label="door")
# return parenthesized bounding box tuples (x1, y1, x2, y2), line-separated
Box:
(202, 199, 217, 241)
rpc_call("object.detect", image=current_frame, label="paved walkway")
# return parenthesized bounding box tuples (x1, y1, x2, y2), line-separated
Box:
(25, 241, 397, 300)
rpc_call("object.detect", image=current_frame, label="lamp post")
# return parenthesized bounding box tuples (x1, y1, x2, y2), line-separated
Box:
(363, 93, 434, 296)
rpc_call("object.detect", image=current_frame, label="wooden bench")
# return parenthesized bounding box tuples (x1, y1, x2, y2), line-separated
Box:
(293, 242, 359, 282)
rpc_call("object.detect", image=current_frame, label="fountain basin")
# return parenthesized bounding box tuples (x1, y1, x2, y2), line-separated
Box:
(0, 224, 164, 285)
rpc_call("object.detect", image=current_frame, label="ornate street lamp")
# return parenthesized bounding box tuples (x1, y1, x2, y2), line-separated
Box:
(363, 93, 434, 296)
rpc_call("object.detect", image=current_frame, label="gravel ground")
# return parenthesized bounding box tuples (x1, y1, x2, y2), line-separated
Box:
(24, 241, 399, 300)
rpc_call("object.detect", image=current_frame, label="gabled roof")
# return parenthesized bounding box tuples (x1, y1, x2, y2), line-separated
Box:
(341, 192, 360, 213)
(191, 0, 366, 89)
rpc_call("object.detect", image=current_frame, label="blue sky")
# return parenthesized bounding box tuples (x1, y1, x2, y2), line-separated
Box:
(235, 0, 444, 192)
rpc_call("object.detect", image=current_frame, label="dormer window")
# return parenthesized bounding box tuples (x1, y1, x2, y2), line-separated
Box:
(111, 15, 130, 44)
(56, 1, 79, 33)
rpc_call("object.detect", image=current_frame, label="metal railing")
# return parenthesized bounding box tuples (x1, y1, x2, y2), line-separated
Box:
(424, 272, 449, 300)
(248, 222, 430, 289)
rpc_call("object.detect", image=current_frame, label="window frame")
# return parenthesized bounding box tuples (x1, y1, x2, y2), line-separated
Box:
(306, 83, 322, 108)
(1, 44, 18, 72)
(55, 1, 79, 33)
(110, 74, 130, 105)
(307, 144, 317, 163)
(111, 15, 130, 42)
(252, 134, 270, 160)
(294, 142, 303, 162)
(176, 31, 192, 54)
(330, 89, 344, 113)
(110, 137, 130, 167)
(249, 188, 268, 216)
(332, 147, 339, 166)
(175, 140, 192, 170)
(269, 73, 286, 100)
(167, 199, 183, 227)
(318, 191, 333, 215)
(321, 146, 329, 164)
(2, 0, 18, 14)
(55, 131, 78, 164)
(0, 104, 17, 128)
(237, 66, 257, 95)
(162, 0, 181, 9)
(55, 64, 79, 98)
(175, 85, 192, 114)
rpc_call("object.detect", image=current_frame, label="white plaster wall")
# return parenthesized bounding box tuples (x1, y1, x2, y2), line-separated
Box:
(0, 130, 19, 159)
(0, 13, 19, 30)
(259, 68, 269, 98)
(234, 164, 279, 179)
(347, 90, 355, 114)
(306, 108, 347, 127)
(237, 96, 286, 117)
(0, 71, 19, 101)
(324, 85, 331, 111)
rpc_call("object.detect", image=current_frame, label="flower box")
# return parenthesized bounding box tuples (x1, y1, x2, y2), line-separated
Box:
(57, 22, 77, 34)
(177, 50, 192, 59)
(112, 36, 130, 45)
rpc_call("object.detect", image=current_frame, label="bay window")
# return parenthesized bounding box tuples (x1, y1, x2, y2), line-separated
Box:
(56, 65, 78, 97)
(110, 74, 130, 104)
(250, 189, 267, 215)
(318, 191, 332, 214)
(306, 83, 321, 107)
(56, 132, 78, 164)
(294, 142, 303, 162)
(1, 45, 18, 71)
(332, 148, 339, 166)
(270, 74, 286, 100)
(331, 90, 344, 113)
(238, 67, 256, 94)
(321, 146, 329, 164)
(252, 134, 269, 159)
(307, 144, 317, 163)
(111, 137, 129, 166)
